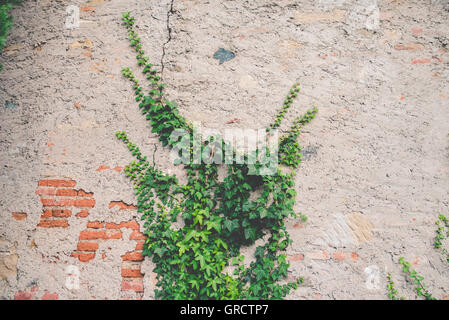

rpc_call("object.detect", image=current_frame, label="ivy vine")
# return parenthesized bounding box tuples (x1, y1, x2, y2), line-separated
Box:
(387, 213, 449, 300)
(116, 12, 317, 300)
(434, 214, 449, 263)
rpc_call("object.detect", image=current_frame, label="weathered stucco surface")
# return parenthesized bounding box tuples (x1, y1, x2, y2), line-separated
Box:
(0, 0, 448, 299)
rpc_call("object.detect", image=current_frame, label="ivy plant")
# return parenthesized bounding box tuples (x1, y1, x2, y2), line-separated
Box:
(397, 257, 436, 300)
(386, 273, 404, 300)
(0, 0, 21, 71)
(434, 214, 449, 263)
(116, 12, 317, 300)
(387, 213, 449, 300)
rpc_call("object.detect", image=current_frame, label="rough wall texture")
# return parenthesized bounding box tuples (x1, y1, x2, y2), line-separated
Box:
(0, 0, 448, 299)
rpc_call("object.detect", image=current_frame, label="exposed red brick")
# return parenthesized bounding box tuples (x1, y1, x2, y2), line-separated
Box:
(38, 179, 76, 187)
(350, 252, 358, 261)
(411, 27, 423, 35)
(14, 291, 34, 300)
(129, 231, 146, 240)
(35, 188, 56, 196)
(125, 221, 140, 230)
(104, 230, 122, 240)
(105, 220, 139, 230)
(108, 201, 137, 210)
(288, 254, 304, 261)
(76, 210, 89, 218)
(79, 229, 122, 240)
(81, 6, 95, 12)
(78, 189, 94, 197)
(333, 252, 346, 261)
(77, 242, 99, 252)
(56, 189, 77, 196)
(293, 222, 304, 229)
(121, 279, 143, 292)
(79, 230, 106, 240)
(113, 166, 123, 172)
(38, 220, 69, 228)
(75, 199, 96, 208)
(11, 212, 27, 221)
(394, 43, 423, 51)
(41, 292, 59, 300)
(72, 252, 95, 262)
(105, 221, 125, 230)
(40, 198, 75, 207)
(96, 165, 110, 171)
(121, 268, 144, 278)
(41, 210, 52, 218)
(87, 221, 104, 229)
(122, 251, 143, 261)
(411, 58, 430, 64)
(135, 241, 145, 250)
(306, 250, 330, 260)
(51, 209, 72, 218)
